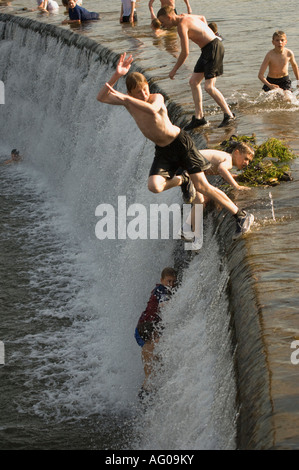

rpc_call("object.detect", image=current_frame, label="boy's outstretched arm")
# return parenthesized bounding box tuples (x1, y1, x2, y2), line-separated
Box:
(169, 23, 189, 79)
(148, 0, 156, 20)
(96, 53, 133, 104)
(258, 53, 279, 90)
(184, 0, 192, 14)
(218, 162, 251, 190)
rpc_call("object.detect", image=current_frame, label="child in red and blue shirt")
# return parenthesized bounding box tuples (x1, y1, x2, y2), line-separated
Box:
(135, 267, 177, 395)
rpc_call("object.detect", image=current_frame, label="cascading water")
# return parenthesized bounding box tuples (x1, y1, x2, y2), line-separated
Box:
(0, 14, 271, 450)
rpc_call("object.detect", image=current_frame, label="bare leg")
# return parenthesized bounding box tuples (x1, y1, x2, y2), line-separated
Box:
(148, 174, 183, 193)
(204, 77, 233, 117)
(189, 72, 205, 119)
(141, 339, 159, 390)
(190, 172, 238, 215)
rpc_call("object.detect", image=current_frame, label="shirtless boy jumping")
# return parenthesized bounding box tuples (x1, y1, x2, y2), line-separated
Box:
(157, 7, 235, 129)
(97, 53, 254, 245)
(258, 30, 299, 97)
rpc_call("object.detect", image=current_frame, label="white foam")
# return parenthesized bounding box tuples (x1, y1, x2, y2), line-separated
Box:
(0, 25, 237, 448)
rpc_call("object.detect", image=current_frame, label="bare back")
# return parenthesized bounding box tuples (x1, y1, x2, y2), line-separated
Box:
(199, 149, 232, 174)
(178, 14, 216, 48)
(126, 93, 180, 147)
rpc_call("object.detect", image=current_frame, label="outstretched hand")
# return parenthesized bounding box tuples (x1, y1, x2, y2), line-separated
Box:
(116, 52, 133, 76)
(104, 82, 125, 102)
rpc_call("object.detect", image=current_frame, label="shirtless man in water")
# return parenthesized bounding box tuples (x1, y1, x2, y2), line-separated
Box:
(258, 30, 299, 99)
(157, 7, 235, 129)
(96, 53, 254, 245)
(149, 0, 192, 20)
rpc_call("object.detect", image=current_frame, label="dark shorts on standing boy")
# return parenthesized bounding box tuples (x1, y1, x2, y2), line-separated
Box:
(194, 38, 224, 79)
(262, 75, 292, 92)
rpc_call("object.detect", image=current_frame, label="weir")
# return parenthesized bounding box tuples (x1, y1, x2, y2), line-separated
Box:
(0, 13, 275, 449)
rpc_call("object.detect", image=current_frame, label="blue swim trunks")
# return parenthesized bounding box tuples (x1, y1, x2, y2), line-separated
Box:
(135, 328, 145, 347)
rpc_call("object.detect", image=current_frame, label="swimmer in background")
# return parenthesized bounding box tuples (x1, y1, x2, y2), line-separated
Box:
(120, 0, 137, 24)
(1, 149, 23, 165)
(151, 18, 167, 37)
(61, 0, 82, 13)
(149, 0, 192, 20)
(62, 0, 99, 24)
(208, 22, 223, 40)
(258, 30, 299, 98)
(36, 0, 59, 13)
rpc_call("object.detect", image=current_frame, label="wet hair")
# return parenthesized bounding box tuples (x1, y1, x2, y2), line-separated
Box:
(151, 18, 162, 30)
(208, 22, 218, 33)
(126, 72, 148, 93)
(232, 142, 255, 157)
(157, 6, 175, 18)
(272, 30, 286, 40)
(161, 267, 177, 279)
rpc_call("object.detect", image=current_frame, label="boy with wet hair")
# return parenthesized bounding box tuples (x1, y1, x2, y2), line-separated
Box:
(97, 52, 254, 243)
(180, 142, 254, 239)
(134, 267, 177, 395)
(201, 142, 254, 191)
(258, 30, 299, 94)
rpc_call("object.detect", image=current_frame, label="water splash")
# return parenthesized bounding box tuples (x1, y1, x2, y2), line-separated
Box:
(269, 192, 276, 222)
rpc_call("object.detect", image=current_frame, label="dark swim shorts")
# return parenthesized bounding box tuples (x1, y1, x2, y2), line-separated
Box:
(149, 130, 211, 179)
(262, 75, 292, 92)
(194, 38, 224, 79)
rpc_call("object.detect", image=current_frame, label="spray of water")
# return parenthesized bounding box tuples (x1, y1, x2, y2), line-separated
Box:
(269, 192, 276, 222)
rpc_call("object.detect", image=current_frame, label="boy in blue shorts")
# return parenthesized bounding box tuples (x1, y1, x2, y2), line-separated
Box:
(135, 267, 177, 396)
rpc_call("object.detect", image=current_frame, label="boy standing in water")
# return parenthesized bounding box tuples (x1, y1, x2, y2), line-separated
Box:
(258, 31, 299, 95)
(134, 267, 177, 396)
(157, 7, 235, 129)
(97, 52, 254, 244)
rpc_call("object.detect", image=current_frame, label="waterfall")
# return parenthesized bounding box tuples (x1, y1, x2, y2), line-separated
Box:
(0, 14, 273, 449)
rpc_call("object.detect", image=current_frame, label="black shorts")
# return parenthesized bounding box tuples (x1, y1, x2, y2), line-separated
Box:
(149, 130, 211, 179)
(262, 75, 292, 92)
(194, 38, 224, 79)
(122, 12, 137, 22)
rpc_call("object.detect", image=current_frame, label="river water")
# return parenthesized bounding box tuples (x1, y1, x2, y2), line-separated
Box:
(0, 0, 299, 451)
